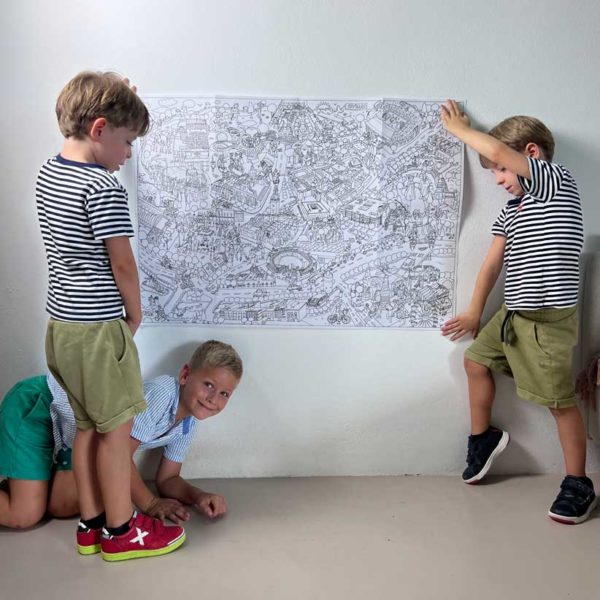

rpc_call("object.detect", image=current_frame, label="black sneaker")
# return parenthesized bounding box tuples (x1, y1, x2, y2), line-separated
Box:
(462, 427, 510, 484)
(548, 476, 598, 524)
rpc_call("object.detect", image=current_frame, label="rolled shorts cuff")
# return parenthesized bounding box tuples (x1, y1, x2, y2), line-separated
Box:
(95, 400, 147, 434)
(74, 417, 95, 431)
(515, 386, 577, 409)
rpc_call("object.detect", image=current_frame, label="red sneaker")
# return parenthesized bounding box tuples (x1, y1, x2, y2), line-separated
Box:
(76, 521, 102, 555)
(100, 511, 185, 562)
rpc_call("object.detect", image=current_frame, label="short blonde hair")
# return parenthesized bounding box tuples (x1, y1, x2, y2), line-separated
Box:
(480, 115, 555, 168)
(56, 71, 150, 139)
(189, 340, 243, 380)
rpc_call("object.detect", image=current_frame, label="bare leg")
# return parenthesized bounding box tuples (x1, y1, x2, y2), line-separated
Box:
(465, 357, 495, 434)
(72, 428, 103, 520)
(48, 470, 79, 518)
(549, 405, 587, 477)
(0, 479, 48, 528)
(97, 420, 134, 528)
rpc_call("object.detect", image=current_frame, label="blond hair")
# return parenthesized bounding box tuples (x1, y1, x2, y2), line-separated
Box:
(480, 115, 555, 168)
(56, 71, 150, 139)
(189, 340, 243, 380)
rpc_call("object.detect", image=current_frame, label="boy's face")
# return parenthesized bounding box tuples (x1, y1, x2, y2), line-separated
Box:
(178, 364, 239, 421)
(92, 121, 138, 173)
(490, 164, 525, 197)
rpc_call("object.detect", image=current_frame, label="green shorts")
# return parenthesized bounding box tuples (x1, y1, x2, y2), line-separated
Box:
(0, 376, 72, 480)
(465, 305, 578, 409)
(46, 319, 146, 433)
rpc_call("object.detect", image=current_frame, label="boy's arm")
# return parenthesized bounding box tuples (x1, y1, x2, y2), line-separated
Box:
(156, 456, 227, 519)
(441, 100, 531, 179)
(128, 437, 190, 523)
(105, 236, 142, 335)
(441, 235, 506, 341)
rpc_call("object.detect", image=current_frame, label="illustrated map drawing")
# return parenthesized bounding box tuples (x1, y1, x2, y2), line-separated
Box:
(136, 96, 463, 328)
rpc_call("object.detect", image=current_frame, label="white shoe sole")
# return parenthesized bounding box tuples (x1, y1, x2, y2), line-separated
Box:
(548, 495, 598, 525)
(463, 431, 510, 484)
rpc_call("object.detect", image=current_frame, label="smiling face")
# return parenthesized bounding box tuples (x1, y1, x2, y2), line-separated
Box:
(177, 364, 240, 421)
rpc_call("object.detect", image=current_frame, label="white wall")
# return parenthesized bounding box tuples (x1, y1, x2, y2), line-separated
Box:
(2, 0, 600, 477)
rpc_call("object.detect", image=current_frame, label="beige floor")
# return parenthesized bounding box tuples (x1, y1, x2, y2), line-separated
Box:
(1, 475, 599, 599)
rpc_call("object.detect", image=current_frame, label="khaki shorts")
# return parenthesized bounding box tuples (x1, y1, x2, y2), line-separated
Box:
(465, 305, 578, 408)
(45, 319, 146, 433)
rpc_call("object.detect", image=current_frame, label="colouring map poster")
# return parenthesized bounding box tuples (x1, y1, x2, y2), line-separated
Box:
(136, 96, 463, 328)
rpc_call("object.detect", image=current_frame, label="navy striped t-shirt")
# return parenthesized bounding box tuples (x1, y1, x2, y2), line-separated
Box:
(36, 155, 134, 322)
(491, 157, 584, 310)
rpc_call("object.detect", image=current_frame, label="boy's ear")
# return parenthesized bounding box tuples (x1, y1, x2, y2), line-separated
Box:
(178, 364, 190, 385)
(525, 142, 542, 159)
(89, 117, 108, 140)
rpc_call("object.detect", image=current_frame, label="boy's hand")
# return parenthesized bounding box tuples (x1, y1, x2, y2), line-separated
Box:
(122, 77, 138, 94)
(145, 497, 190, 524)
(441, 311, 480, 341)
(440, 100, 470, 136)
(125, 314, 141, 336)
(194, 492, 227, 519)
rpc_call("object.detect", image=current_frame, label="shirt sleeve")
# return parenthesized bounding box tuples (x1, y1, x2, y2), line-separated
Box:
(517, 157, 565, 203)
(163, 419, 197, 463)
(131, 380, 165, 443)
(47, 373, 77, 454)
(86, 182, 134, 240)
(491, 207, 507, 237)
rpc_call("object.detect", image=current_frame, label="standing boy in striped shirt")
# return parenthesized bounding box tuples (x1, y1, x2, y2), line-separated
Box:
(440, 100, 596, 524)
(36, 71, 185, 560)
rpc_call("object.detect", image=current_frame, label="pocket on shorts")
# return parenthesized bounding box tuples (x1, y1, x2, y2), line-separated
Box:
(533, 323, 552, 358)
(532, 314, 577, 360)
(20, 395, 53, 450)
(21, 394, 47, 424)
(115, 320, 130, 364)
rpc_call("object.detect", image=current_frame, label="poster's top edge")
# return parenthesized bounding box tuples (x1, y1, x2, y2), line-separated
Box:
(141, 93, 466, 104)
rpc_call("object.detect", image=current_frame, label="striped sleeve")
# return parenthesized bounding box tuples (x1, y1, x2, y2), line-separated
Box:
(518, 157, 564, 203)
(131, 376, 173, 443)
(491, 207, 507, 236)
(47, 373, 77, 456)
(131, 399, 162, 443)
(163, 419, 197, 463)
(86, 185, 134, 240)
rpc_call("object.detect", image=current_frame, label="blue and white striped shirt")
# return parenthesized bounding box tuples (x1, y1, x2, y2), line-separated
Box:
(36, 155, 135, 322)
(491, 157, 584, 310)
(49, 374, 197, 463)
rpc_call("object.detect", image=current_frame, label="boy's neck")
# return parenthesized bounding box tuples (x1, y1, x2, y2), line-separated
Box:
(60, 137, 98, 165)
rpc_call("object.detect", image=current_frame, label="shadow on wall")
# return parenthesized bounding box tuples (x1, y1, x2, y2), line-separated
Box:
(584, 236, 600, 253)
(557, 132, 599, 248)
(143, 341, 202, 380)
(459, 147, 475, 231)
(579, 251, 600, 447)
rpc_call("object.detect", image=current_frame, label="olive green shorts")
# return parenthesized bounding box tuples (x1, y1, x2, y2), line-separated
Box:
(465, 305, 578, 408)
(45, 319, 146, 433)
(0, 376, 71, 480)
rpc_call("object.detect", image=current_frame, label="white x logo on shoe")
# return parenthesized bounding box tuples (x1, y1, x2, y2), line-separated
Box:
(131, 527, 149, 546)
